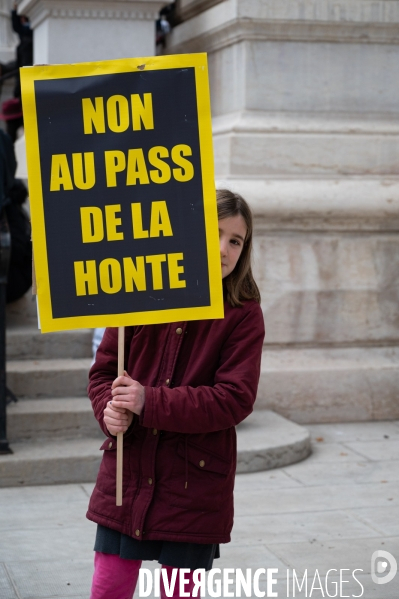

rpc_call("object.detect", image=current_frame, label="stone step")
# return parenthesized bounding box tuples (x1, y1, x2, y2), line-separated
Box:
(236, 410, 310, 473)
(6, 326, 93, 360)
(6, 358, 92, 398)
(6, 291, 37, 326)
(0, 438, 102, 487)
(257, 346, 399, 424)
(0, 410, 310, 487)
(7, 397, 103, 442)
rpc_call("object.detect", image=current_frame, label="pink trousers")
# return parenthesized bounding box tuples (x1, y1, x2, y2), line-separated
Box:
(90, 552, 196, 599)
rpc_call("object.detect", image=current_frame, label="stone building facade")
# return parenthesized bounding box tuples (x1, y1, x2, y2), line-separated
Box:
(3, 0, 399, 423)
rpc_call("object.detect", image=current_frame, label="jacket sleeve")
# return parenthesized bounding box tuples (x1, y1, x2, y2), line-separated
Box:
(87, 326, 134, 437)
(141, 303, 265, 434)
(11, 10, 24, 37)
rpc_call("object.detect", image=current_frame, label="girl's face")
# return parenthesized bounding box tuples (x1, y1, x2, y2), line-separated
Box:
(219, 215, 247, 279)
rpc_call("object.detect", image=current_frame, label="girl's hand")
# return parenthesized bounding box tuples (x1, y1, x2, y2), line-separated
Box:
(103, 401, 133, 436)
(111, 371, 145, 416)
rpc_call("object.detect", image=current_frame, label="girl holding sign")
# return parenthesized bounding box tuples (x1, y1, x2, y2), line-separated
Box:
(87, 189, 265, 599)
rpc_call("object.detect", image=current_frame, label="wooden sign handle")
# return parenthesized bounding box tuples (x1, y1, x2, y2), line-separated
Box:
(116, 326, 125, 506)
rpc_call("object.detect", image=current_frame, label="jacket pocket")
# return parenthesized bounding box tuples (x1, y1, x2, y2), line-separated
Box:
(96, 437, 133, 497)
(167, 439, 232, 512)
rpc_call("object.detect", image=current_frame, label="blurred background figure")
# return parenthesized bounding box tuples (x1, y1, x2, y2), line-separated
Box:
(9, 1, 33, 99)
(0, 129, 31, 304)
(156, 2, 176, 53)
(0, 129, 16, 213)
(0, 97, 23, 143)
(4, 176, 31, 304)
(0, 1, 33, 143)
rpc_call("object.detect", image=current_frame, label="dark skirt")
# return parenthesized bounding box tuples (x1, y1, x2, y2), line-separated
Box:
(94, 525, 220, 571)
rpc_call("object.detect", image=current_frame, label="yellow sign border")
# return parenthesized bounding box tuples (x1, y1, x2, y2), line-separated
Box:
(21, 53, 223, 333)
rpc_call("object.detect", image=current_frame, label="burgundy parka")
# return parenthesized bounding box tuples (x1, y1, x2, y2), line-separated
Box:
(86, 299, 265, 544)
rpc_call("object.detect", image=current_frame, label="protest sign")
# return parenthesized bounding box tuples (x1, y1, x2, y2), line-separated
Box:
(21, 54, 223, 334)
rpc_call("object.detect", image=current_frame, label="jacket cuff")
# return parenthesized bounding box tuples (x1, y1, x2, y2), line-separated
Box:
(140, 386, 154, 427)
(124, 413, 139, 438)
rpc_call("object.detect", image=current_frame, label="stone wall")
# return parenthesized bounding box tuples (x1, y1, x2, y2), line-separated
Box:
(176, 0, 224, 22)
(166, 0, 399, 423)
(0, 0, 16, 62)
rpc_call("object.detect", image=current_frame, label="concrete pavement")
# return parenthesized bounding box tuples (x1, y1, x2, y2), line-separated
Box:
(1, 420, 398, 599)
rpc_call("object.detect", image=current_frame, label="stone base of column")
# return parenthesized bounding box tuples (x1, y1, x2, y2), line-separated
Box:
(19, 0, 165, 63)
(258, 346, 399, 424)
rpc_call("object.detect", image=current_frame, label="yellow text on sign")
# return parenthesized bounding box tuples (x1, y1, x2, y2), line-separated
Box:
(80, 201, 173, 243)
(104, 145, 194, 187)
(82, 93, 154, 134)
(74, 253, 186, 295)
(49, 145, 194, 191)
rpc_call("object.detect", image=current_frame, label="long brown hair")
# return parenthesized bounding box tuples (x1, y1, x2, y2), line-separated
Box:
(217, 189, 261, 307)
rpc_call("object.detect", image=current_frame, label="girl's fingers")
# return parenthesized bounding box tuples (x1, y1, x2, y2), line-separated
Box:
(104, 415, 129, 426)
(110, 400, 134, 411)
(107, 403, 126, 412)
(104, 409, 128, 420)
(105, 403, 126, 413)
(106, 424, 128, 435)
(111, 377, 123, 389)
(111, 385, 133, 396)
(104, 409, 128, 422)
(111, 375, 134, 389)
(111, 393, 137, 403)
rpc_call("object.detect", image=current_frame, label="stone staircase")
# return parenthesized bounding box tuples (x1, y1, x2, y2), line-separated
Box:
(0, 296, 311, 487)
(2, 322, 104, 487)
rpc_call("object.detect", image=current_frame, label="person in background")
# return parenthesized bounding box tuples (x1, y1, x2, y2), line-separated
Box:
(0, 1, 33, 142)
(5, 177, 31, 303)
(0, 130, 16, 213)
(0, 98, 23, 143)
(10, 1, 33, 99)
(0, 130, 31, 303)
(156, 2, 176, 52)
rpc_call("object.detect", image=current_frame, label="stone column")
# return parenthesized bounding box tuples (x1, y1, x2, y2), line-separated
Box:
(0, 0, 17, 105)
(166, 0, 399, 423)
(18, 0, 164, 63)
(0, 0, 16, 64)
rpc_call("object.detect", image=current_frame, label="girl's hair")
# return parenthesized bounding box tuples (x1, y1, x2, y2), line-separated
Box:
(217, 189, 261, 307)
